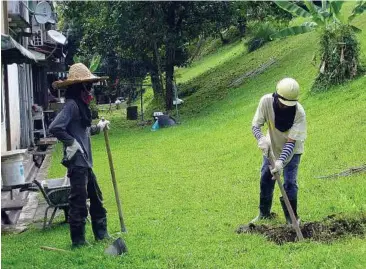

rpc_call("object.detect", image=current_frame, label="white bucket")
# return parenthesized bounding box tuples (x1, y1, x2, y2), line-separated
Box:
(1, 150, 26, 186)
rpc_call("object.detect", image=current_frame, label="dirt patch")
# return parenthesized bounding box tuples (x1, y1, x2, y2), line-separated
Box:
(236, 215, 366, 245)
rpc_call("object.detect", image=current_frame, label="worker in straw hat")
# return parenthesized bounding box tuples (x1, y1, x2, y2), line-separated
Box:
(250, 78, 307, 225)
(49, 63, 111, 247)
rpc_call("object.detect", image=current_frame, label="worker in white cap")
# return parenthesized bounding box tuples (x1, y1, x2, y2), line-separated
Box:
(251, 78, 307, 224)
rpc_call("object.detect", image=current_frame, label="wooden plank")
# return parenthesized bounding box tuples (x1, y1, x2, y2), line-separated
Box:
(229, 58, 277, 87)
(37, 137, 58, 145)
(1, 149, 28, 159)
(2, 182, 33, 191)
(31, 150, 53, 156)
(1, 199, 27, 211)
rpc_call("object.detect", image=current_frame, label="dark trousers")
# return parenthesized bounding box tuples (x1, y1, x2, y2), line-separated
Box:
(67, 166, 107, 227)
(260, 154, 301, 201)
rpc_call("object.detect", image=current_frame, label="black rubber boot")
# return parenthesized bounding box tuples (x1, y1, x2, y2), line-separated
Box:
(70, 225, 88, 248)
(259, 197, 273, 217)
(251, 197, 275, 223)
(280, 196, 299, 224)
(92, 218, 111, 241)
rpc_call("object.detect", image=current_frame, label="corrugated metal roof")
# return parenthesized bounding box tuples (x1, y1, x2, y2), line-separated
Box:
(1, 34, 37, 64)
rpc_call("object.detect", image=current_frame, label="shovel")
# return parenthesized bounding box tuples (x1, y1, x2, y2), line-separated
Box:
(268, 149, 304, 241)
(102, 121, 128, 255)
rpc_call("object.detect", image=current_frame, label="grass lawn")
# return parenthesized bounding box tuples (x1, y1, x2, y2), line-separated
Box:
(2, 8, 366, 269)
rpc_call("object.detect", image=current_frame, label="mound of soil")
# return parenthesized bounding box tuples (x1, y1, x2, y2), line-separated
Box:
(236, 215, 366, 245)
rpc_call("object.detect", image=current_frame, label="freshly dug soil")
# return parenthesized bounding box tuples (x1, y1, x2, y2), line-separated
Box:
(236, 215, 366, 245)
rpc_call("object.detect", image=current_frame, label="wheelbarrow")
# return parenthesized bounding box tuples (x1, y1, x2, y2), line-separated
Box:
(32, 178, 70, 229)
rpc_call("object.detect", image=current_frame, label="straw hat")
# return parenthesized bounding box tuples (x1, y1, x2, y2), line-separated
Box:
(52, 63, 108, 89)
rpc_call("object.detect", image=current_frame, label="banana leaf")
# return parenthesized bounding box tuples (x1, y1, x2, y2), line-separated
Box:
(89, 54, 101, 73)
(270, 25, 316, 40)
(329, 0, 344, 16)
(348, 0, 366, 22)
(329, 1, 345, 23)
(304, 1, 325, 26)
(350, 25, 362, 33)
(274, 1, 311, 18)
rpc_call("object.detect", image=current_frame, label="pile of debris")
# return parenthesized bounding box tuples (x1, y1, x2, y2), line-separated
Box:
(237, 214, 366, 245)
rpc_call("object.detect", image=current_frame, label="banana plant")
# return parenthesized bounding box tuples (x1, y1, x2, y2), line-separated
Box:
(72, 54, 101, 72)
(270, 0, 365, 39)
(89, 54, 101, 73)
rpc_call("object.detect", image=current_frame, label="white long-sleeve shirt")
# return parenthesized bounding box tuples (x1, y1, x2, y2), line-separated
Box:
(252, 94, 307, 163)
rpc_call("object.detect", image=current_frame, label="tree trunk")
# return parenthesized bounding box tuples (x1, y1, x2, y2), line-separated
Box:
(153, 40, 164, 95)
(164, 2, 176, 111)
(151, 45, 163, 98)
(150, 69, 162, 98)
(165, 44, 175, 111)
(238, 17, 246, 40)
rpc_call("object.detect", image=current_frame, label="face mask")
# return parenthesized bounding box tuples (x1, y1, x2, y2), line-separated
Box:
(272, 92, 296, 132)
(81, 83, 94, 104)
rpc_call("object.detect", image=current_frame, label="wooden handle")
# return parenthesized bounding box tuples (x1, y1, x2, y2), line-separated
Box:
(103, 128, 127, 233)
(40, 246, 71, 253)
(268, 150, 304, 241)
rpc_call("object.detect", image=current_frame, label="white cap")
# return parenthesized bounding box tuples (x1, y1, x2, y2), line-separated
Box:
(276, 78, 300, 106)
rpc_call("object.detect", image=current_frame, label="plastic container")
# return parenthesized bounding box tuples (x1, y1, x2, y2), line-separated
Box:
(1, 149, 27, 186)
(151, 120, 160, 131)
(126, 106, 138, 120)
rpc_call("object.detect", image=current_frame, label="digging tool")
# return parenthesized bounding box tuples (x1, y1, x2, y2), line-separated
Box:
(104, 237, 127, 256)
(268, 149, 304, 241)
(102, 122, 128, 255)
(103, 124, 127, 233)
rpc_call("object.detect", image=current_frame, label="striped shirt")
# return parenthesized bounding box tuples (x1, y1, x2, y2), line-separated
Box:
(252, 126, 263, 140)
(279, 141, 295, 162)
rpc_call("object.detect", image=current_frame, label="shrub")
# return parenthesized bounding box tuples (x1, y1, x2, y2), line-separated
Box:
(312, 24, 364, 91)
(222, 26, 241, 43)
(245, 21, 278, 52)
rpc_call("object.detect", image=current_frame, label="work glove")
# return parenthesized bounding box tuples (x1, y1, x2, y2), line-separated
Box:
(257, 136, 271, 157)
(65, 140, 84, 160)
(270, 160, 284, 176)
(97, 118, 110, 131)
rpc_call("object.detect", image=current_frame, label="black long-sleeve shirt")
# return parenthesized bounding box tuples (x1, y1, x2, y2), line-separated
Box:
(49, 99, 100, 168)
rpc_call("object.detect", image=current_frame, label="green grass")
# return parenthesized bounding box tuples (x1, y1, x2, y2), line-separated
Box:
(175, 40, 245, 84)
(2, 7, 366, 268)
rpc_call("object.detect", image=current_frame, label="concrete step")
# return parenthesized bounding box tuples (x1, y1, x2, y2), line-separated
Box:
(1, 198, 28, 211)
(1, 191, 29, 226)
